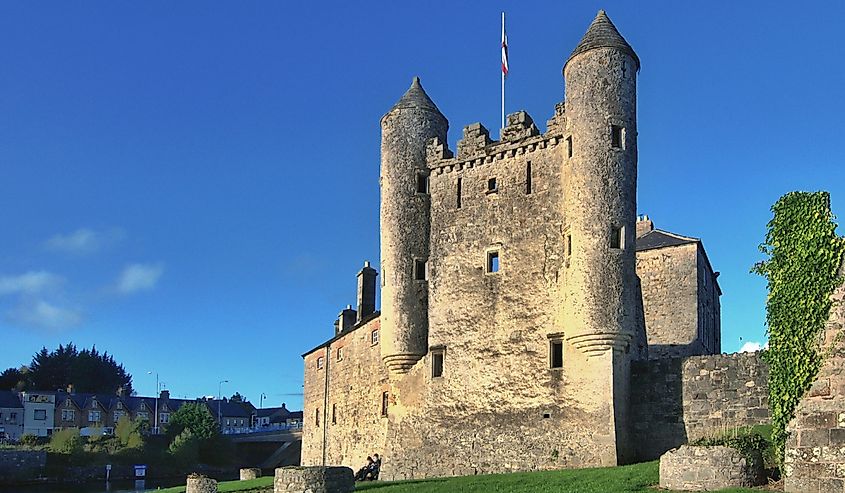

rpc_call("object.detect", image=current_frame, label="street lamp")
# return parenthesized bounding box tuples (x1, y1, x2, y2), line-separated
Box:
(260, 392, 266, 409)
(147, 371, 159, 434)
(218, 380, 229, 430)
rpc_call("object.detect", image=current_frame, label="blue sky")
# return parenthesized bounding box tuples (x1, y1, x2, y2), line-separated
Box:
(1, 1, 844, 410)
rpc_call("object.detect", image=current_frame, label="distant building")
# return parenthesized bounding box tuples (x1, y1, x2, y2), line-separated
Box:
(20, 392, 54, 437)
(0, 391, 24, 440)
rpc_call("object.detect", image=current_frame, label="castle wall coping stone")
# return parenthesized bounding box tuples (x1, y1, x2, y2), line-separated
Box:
(659, 445, 764, 491)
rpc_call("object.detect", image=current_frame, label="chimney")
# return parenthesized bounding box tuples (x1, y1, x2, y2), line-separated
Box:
(636, 214, 654, 238)
(338, 305, 357, 333)
(116, 386, 125, 397)
(356, 260, 378, 322)
(67, 384, 74, 395)
(333, 319, 341, 335)
(160, 390, 170, 401)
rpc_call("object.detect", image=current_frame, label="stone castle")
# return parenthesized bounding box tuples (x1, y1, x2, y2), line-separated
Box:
(300, 11, 759, 479)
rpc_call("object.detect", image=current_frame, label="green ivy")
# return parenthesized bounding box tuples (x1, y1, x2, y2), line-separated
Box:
(753, 191, 845, 465)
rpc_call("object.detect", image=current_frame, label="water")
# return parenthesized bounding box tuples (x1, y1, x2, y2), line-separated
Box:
(0, 478, 183, 493)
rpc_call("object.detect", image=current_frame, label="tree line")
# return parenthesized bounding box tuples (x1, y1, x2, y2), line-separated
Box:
(0, 343, 133, 395)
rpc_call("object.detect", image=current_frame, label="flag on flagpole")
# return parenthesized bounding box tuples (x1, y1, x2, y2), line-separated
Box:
(501, 16, 509, 77)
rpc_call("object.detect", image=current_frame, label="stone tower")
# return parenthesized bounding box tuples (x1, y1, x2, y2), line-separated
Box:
(562, 10, 639, 463)
(379, 77, 448, 375)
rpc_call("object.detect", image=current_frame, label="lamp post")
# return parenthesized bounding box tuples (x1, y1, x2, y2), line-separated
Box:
(218, 380, 228, 430)
(147, 371, 159, 434)
(260, 393, 266, 409)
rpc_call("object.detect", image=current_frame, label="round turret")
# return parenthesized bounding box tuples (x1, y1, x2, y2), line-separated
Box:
(380, 77, 448, 374)
(562, 10, 639, 355)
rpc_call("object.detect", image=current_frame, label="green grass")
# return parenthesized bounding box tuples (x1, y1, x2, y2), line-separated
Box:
(153, 461, 765, 492)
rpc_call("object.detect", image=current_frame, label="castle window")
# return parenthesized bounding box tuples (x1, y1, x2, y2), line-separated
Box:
(413, 259, 427, 281)
(611, 125, 625, 149)
(526, 162, 533, 195)
(315, 408, 320, 427)
(566, 136, 573, 158)
(456, 177, 462, 209)
(381, 392, 389, 417)
(431, 348, 445, 378)
(610, 225, 624, 249)
(487, 177, 498, 193)
(371, 329, 379, 345)
(317, 356, 324, 370)
(416, 172, 429, 194)
(336, 347, 343, 361)
(332, 403, 337, 425)
(550, 340, 564, 369)
(565, 233, 572, 257)
(486, 251, 500, 273)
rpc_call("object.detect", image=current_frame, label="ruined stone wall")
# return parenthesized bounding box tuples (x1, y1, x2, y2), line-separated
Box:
(637, 243, 703, 359)
(784, 265, 845, 493)
(301, 317, 389, 468)
(631, 352, 770, 461)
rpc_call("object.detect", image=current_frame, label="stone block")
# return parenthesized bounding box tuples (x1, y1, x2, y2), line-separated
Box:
(274, 466, 354, 493)
(240, 467, 261, 480)
(186, 475, 217, 493)
(659, 445, 764, 491)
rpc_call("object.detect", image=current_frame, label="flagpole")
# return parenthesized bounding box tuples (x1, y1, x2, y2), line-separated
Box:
(501, 11, 506, 131)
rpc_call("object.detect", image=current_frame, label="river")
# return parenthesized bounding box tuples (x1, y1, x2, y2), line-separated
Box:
(0, 478, 184, 493)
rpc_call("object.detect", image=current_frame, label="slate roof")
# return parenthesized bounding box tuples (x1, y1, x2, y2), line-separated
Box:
(206, 400, 251, 418)
(385, 77, 444, 116)
(567, 10, 639, 70)
(0, 390, 22, 409)
(635, 230, 698, 252)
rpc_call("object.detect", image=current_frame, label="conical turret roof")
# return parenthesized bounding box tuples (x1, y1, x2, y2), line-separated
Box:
(566, 10, 639, 70)
(386, 77, 444, 116)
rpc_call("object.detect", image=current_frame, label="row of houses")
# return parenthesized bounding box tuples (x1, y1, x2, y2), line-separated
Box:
(0, 389, 302, 440)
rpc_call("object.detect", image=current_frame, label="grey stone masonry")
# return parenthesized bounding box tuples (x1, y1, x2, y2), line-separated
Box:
(240, 467, 261, 480)
(0, 450, 46, 483)
(659, 445, 764, 491)
(186, 475, 218, 493)
(631, 352, 770, 461)
(784, 261, 845, 493)
(274, 466, 354, 493)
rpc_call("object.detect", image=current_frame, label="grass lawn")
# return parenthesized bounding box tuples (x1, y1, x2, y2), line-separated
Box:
(154, 461, 764, 492)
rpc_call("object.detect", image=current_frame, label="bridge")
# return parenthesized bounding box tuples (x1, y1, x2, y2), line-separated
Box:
(230, 429, 302, 469)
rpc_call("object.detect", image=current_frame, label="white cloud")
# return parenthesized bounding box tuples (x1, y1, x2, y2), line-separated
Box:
(739, 341, 768, 353)
(117, 263, 164, 294)
(0, 271, 64, 296)
(7, 299, 83, 330)
(45, 228, 124, 254)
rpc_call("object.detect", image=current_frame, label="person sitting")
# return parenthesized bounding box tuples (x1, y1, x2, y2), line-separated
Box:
(355, 456, 374, 481)
(370, 453, 381, 480)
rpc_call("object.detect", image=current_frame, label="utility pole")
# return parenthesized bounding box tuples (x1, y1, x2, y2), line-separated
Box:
(218, 380, 228, 430)
(147, 371, 159, 434)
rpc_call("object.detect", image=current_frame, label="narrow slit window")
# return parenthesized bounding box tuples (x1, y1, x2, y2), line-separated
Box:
(611, 125, 625, 149)
(550, 340, 563, 369)
(315, 408, 320, 427)
(381, 392, 389, 417)
(414, 259, 427, 281)
(317, 356, 324, 370)
(336, 347, 343, 361)
(565, 234, 572, 257)
(486, 251, 500, 273)
(331, 404, 337, 424)
(416, 173, 429, 194)
(566, 136, 573, 158)
(432, 351, 444, 378)
(487, 177, 497, 192)
(611, 225, 624, 249)
(456, 177, 462, 209)
(526, 162, 533, 195)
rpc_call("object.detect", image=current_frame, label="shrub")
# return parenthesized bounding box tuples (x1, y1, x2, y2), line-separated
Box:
(49, 428, 83, 455)
(19, 433, 38, 446)
(691, 426, 773, 470)
(168, 429, 199, 465)
(115, 416, 144, 449)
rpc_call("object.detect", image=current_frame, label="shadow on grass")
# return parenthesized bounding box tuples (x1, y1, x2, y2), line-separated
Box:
(355, 478, 449, 490)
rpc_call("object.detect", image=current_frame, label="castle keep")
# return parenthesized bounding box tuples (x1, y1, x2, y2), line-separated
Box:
(301, 11, 738, 479)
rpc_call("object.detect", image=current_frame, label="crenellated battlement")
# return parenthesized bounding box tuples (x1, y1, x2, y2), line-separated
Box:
(426, 109, 566, 175)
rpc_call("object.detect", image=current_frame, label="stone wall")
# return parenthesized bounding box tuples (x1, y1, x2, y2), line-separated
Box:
(301, 317, 389, 468)
(274, 466, 353, 493)
(632, 352, 769, 461)
(659, 445, 764, 491)
(0, 450, 46, 482)
(784, 267, 845, 493)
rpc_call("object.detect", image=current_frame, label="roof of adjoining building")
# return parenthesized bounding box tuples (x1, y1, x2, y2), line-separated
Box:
(302, 310, 381, 357)
(567, 10, 640, 70)
(0, 390, 22, 409)
(635, 229, 698, 252)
